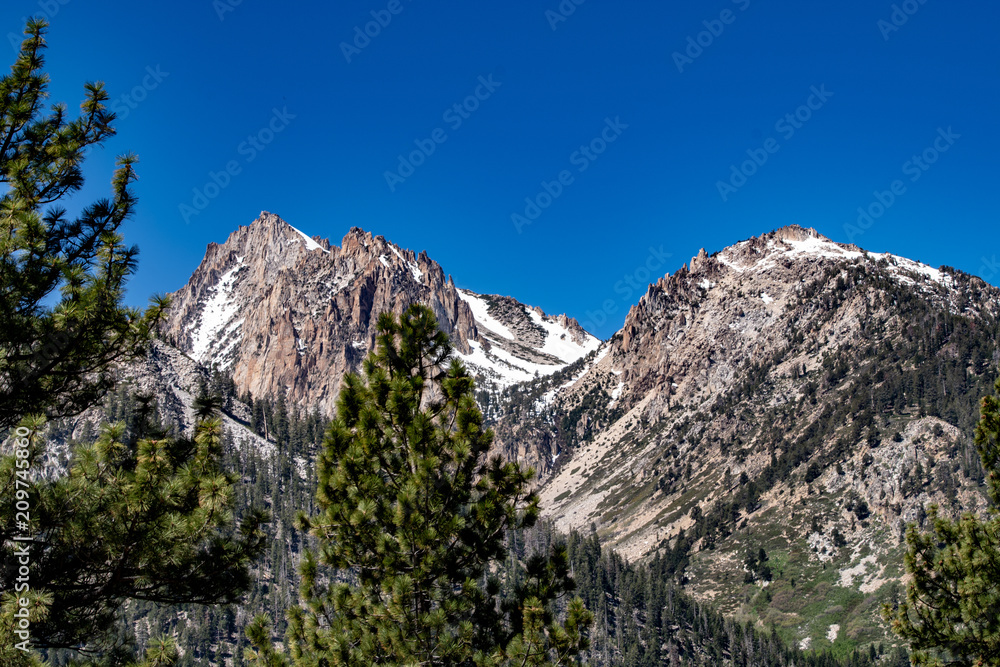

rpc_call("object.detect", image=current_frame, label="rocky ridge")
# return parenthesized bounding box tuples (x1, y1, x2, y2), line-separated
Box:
(162, 212, 598, 420)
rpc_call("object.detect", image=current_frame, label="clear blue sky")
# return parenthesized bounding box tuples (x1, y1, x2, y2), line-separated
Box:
(4, 0, 998, 338)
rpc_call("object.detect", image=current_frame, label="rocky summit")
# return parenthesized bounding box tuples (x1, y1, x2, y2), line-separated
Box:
(162, 211, 598, 418)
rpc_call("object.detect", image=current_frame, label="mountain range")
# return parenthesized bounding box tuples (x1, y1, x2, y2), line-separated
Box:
(83, 212, 1000, 657)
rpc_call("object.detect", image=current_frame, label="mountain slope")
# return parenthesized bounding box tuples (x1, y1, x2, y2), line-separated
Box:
(494, 225, 1000, 652)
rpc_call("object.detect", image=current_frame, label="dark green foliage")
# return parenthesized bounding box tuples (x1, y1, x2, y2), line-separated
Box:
(743, 548, 773, 584)
(561, 524, 880, 666)
(92, 377, 324, 667)
(0, 399, 268, 656)
(0, 19, 167, 431)
(884, 374, 1000, 665)
(260, 305, 591, 665)
(0, 20, 267, 665)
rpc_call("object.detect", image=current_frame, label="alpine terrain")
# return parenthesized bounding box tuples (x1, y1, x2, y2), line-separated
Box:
(39, 215, 999, 663)
(493, 224, 999, 652)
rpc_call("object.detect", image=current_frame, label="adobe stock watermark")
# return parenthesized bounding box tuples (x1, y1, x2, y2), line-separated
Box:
(7, 0, 71, 52)
(340, 0, 414, 63)
(581, 246, 673, 332)
(978, 255, 1000, 283)
(545, 0, 587, 31)
(672, 0, 751, 73)
(878, 0, 929, 41)
(213, 0, 243, 21)
(511, 116, 628, 234)
(179, 107, 296, 224)
(716, 84, 833, 202)
(109, 66, 168, 121)
(843, 127, 959, 243)
(9, 424, 35, 652)
(384, 74, 502, 192)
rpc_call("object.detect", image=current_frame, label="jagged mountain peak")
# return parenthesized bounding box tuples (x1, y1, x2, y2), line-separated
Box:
(631, 226, 961, 323)
(163, 213, 598, 416)
(613, 225, 989, 413)
(239, 210, 331, 253)
(164, 213, 471, 413)
(771, 223, 825, 241)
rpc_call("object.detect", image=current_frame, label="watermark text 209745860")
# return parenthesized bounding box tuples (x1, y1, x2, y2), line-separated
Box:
(10, 425, 35, 652)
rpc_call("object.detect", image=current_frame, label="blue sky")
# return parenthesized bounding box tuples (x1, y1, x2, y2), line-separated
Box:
(3, 0, 998, 338)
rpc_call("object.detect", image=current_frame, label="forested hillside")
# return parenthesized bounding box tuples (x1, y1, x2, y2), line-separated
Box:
(36, 374, 908, 666)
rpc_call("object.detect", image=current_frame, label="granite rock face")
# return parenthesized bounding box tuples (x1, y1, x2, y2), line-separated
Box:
(163, 211, 598, 416)
(504, 226, 999, 546)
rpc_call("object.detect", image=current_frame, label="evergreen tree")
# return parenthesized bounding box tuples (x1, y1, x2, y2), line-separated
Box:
(884, 374, 1000, 665)
(249, 304, 591, 666)
(0, 19, 166, 431)
(0, 19, 264, 664)
(0, 402, 269, 656)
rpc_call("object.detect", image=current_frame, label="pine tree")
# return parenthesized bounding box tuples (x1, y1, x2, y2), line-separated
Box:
(0, 19, 263, 664)
(248, 304, 591, 666)
(0, 19, 166, 431)
(883, 374, 1000, 665)
(0, 400, 269, 655)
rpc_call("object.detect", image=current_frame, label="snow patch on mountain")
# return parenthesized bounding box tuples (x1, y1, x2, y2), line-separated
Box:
(457, 290, 514, 339)
(389, 245, 423, 282)
(608, 381, 625, 409)
(528, 308, 602, 361)
(716, 229, 953, 290)
(455, 289, 600, 388)
(715, 254, 744, 273)
(460, 341, 536, 386)
(288, 224, 329, 253)
(782, 234, 856, 260)
(189, 262, 243, 363)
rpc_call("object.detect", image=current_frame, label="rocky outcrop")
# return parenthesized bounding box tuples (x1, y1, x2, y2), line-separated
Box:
(163, 212, 599, 415)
